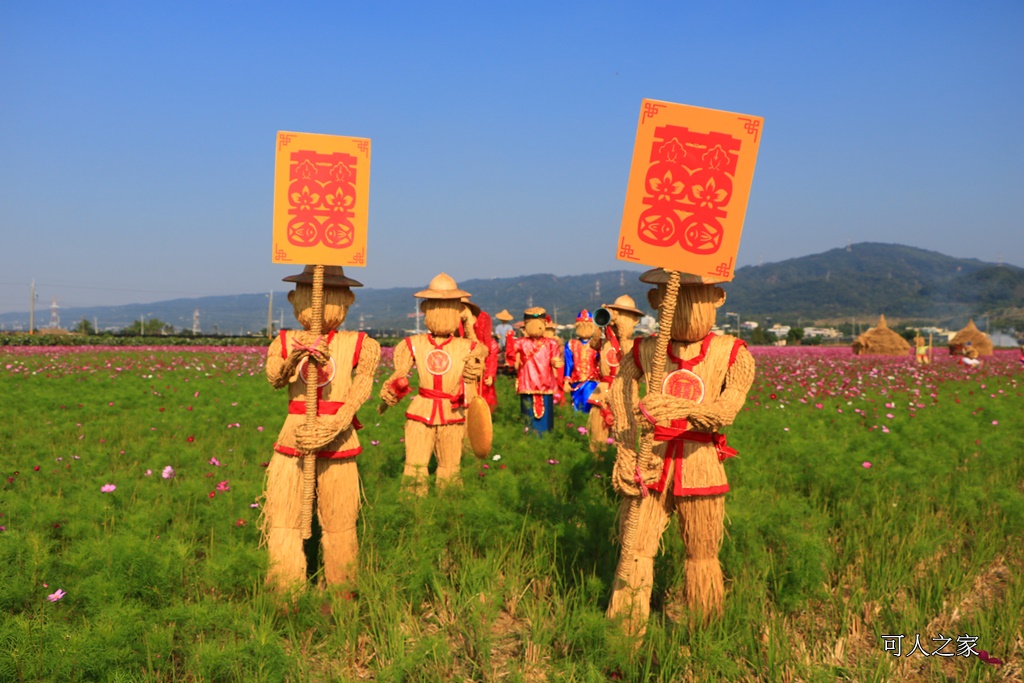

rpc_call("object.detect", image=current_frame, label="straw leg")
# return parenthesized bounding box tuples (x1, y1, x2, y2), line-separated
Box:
(317, 458, 360, 587)
(435, 423, 464, 489)
(606, 489, 673, 636)
(587, 405, 609, 455)
(678, 494, 726, 620)
(403, 421, 435, 496)
(263, 453, 309, 591)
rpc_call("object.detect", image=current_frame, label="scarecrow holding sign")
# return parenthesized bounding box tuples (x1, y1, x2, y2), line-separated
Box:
(262, 266, 381, 590)
(606, 100, 763, 635)
(264, 131, 376, 592)
(514, 307, 564, 433)
(379, 274, 488, 493)
(606, 270, 754, 631)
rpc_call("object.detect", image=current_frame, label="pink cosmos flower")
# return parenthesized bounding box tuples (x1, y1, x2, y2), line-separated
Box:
(47, 588, 66, 602)
(862, 461, 872, 468)
(101, 484, 116, 493)
(992, 420, 999, 426)
(208, 457, 221, 467)
(216, 480, 230, 492)
(144, 469, 153, 477)
(162, 466, 175, 479)
(606, 437, 615, 445)
(577, 426, 588, 435)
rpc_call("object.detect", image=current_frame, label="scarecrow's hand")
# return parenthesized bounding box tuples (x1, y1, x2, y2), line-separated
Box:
(637, 393, 697, 427)
(295, 419, 338, 452)
(483, 377, 493, 387)
(289, 331, 331, 366)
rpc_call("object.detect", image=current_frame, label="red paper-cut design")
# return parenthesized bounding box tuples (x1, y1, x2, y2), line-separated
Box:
(356, 140, 369, 156)
(604, 347, 622, 368)
(663, 369, 705, 403)
(349, 250, 365, 265)
(636, 125, 741, 256)
(737, 117, 760, 143)
(708, 257, 733, 279)
(618, 237, 638, 260)
(297, 357, 337, 388)
(274, 243, 291, 262)
(426, 349, 452, 376)
(286, 150, 358, 250)
(642, 101, 665, 124)
(278, 133, 296, 151)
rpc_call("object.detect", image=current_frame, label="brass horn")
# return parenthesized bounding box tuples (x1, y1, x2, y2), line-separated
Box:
(594, 307, 612, 327)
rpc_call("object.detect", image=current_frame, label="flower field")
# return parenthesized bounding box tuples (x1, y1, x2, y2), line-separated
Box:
(1, 345, 1022, 682)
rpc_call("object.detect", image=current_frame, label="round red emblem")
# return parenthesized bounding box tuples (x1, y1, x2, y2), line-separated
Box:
(603, 347, 622, 368)
(425, 349, 453, 376)
(662, 369, 705, 403)
(297, 357, 337, 388)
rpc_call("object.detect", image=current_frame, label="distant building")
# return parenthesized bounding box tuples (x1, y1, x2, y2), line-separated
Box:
(740, 321, 759, 331)
(767, 324, 791, 338)
(804, 327, 841, 340)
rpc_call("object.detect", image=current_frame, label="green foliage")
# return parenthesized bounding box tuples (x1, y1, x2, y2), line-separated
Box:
(0, 348, 1022, 681)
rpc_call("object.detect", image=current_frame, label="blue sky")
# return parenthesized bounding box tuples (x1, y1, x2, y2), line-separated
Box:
(1, 1, 1022, 312)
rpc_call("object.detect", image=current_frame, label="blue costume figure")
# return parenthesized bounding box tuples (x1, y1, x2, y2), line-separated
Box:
(564, 310, 600, 412)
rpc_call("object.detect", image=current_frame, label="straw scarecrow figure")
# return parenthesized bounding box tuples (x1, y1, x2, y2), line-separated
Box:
(379, 274, 488, 494)
(513, 307, 564, 433)
(563, 310, 601, 413)
(494, 309, 515, 356)
(913, 334, 931, 365)
(262, 266, 381, 591)
(606, 269, 755, 635)
(586, 295, 644, 449)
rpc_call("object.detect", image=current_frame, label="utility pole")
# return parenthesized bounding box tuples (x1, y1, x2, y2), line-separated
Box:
(140, 314, 145, 337)
(29, 279, 36, 335)
(266, 290, 274, 339)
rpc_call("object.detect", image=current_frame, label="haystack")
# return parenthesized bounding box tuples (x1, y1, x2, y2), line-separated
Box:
(851, 315, 911, 356)
(947, 319, 993, 356)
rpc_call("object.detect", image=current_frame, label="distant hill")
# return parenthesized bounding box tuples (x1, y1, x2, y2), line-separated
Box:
(2, 244, 1021, 333)
(724, 243, 1024, 322)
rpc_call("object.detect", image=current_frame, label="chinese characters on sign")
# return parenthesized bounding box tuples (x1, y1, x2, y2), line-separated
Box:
(617, 100, 763, 282)
(272, 131, 371, 267)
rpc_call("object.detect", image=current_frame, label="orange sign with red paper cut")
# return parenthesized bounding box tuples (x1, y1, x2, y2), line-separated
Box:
(272, 131, 371, 266)
(617, 100, 763, 281)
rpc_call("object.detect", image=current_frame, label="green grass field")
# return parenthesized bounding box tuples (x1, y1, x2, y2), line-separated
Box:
(1, 346, 1022, 682)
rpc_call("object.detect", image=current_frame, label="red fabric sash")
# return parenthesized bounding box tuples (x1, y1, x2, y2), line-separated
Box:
(287, 400, 362, 429)
(648, 427, 737, 495)
(418, 386, 465, 422)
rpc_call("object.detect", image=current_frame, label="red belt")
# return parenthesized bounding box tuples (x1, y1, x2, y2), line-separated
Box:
(648, 423, 736, 495)
(288, 400, 362, 430)
(418, 386, 464, 422)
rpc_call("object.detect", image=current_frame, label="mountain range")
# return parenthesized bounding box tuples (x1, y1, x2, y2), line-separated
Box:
(2, 243, 1022, 334)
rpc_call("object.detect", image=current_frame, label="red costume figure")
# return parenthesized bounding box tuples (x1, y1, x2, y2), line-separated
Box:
(473, 311, 499, 411)
(564, 309, 600, 412)
(515, 307, 564, 433)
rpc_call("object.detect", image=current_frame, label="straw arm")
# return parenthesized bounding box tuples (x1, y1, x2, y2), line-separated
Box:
(609, 353, 642, 496)
(462, 342, 489, 382)
(684, 346, 756, 431)
(380, 339, 415, 407)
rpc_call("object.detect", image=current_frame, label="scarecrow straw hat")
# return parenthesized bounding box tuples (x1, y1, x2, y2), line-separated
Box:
(639, 268, 724, 286)
(283, 265, 363, 287)
(460, 297, 481, 317)
(524, 307, 547, 319)
(602, 294, 643, 316)
(494, 309, 514, 322)
(415, 273, 470, 299)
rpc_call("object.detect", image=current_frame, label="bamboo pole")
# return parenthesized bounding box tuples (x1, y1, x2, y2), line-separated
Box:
(615, 269, 681, 581)
(300, 264, 325, 540)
